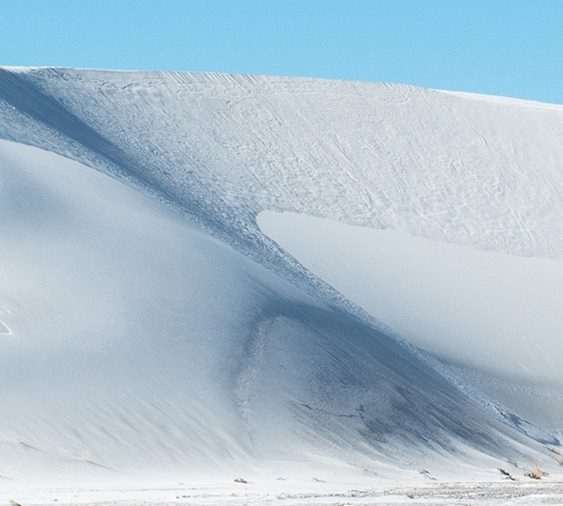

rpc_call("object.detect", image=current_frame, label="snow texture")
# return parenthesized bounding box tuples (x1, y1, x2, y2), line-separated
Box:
(1, 67, 562, 498)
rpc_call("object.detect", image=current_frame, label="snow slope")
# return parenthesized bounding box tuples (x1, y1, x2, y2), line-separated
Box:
(258, 211, 563, 429)
(2, 67, 563, 260)
(1, 67, 563, 492)
(0, 139, 543, 490)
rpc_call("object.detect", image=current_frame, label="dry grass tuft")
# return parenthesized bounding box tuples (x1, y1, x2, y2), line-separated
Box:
(525, 459, 548, 480)
(498, 468, 516, 481)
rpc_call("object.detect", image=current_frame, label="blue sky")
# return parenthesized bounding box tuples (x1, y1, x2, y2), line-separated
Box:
(1, 1, 562, 104)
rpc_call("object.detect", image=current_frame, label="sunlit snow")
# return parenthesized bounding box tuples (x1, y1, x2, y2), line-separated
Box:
(1, 67, 563, 503)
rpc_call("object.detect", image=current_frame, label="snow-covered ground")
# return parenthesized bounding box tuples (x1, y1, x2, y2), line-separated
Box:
(5, 479, 563, 506)
(1, 67, 563, 503)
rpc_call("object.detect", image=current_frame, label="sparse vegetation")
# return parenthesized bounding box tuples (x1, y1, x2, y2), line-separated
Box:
(417, 468, 436, 480)
(525, 459, 548, 480)
(498, 468, 516, 480)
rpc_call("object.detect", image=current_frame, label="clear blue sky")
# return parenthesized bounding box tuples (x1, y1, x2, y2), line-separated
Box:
(1, 1, 562, 104)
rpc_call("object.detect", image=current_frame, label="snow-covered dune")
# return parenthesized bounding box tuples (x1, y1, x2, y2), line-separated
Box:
(0, 139, 540, 489)
(1, 67, 562, 492)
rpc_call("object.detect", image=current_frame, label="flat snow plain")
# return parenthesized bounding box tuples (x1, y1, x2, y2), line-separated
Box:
(1, 68, 563, 504)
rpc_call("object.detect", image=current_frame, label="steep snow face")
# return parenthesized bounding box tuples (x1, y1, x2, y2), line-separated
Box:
(1, 140, 543, 488)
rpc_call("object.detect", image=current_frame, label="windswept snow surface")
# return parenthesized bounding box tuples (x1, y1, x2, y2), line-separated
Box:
(1, 67, 563, 496)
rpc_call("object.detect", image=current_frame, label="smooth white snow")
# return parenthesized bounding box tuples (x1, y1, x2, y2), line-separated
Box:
(2, 139, 541, 494)
(2, 139, 556, 497)
(0, 139, 318, 487)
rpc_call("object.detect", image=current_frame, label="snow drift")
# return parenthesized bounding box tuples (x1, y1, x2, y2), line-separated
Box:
(0, 67, 562, 489)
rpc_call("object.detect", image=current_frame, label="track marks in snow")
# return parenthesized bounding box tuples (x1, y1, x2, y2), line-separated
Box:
(0, 306, 11, 334)
(235, 315, 277, 422)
